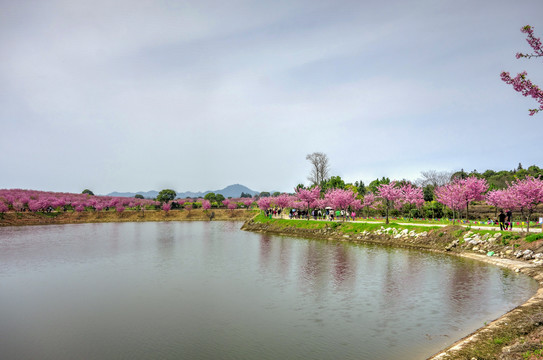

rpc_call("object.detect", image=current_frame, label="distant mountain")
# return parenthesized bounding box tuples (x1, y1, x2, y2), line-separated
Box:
(107, 190, 159, 198)
(106, 184, 259, 199)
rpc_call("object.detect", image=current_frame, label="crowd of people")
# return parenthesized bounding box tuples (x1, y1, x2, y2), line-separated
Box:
(264, 207, 358, 221)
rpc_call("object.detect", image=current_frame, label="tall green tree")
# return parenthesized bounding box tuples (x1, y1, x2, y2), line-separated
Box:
(157, 189, 176, 203)
(354, 180, 366, 196)
(215, 194, 225, 203)
(368, 177, 390, 193)
(320, 176, 345, 192)
(204, 193, 216, 202)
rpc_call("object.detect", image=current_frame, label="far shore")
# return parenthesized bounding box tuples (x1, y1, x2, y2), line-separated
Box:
(0, 209, 258, 227)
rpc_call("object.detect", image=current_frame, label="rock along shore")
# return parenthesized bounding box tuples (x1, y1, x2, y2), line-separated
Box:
(241, 217, 543, 360)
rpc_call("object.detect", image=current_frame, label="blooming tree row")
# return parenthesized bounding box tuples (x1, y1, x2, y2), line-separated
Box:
(255, 183, 425, 224)
(485, 176, 543, 232)
(433, 176, 543, 232)
(0, 189, 159, 214)
(0, 189, 257, 214)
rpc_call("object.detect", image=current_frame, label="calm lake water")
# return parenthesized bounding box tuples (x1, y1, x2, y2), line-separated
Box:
(0, 222, 538, 360)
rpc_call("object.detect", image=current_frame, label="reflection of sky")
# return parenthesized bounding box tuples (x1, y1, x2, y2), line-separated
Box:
(0, 222, 538, 360)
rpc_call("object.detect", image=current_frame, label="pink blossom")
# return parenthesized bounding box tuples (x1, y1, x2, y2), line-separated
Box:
(227, 202, 237, 210)
(324, 188, 356, 212)
(241, 198, 253, 209)
(257, 197, 272, 211)
(377, 182, 402, 224)
(501, 25, 543, 115)
(508, 176, 543, 231)
(295, 186, 321, 211)
(202, 200, 211, 210)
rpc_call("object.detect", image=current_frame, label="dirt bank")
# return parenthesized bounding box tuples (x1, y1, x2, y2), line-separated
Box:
(0, 209, 257, 227)
(242, 218, 543, 360)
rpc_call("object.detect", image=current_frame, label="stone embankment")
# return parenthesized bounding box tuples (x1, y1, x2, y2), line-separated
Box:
(242, 218, 543, 360)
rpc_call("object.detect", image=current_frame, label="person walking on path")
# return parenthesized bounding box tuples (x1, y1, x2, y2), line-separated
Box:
(499, 210, 507, 231)
(506, 210, 513, 230)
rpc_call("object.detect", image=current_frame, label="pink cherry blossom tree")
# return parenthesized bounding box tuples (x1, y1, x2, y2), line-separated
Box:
(377, 182, 402, 224)
(398, 184, 425, 221)
(241, 198, 254, 209)
(202, 200, 211, 211)
(0, 201, 8, 214)
(361, 192, 377, 218)
(434, 182, 466, 223)
(501, 25, 543, 116)
(272, 194, 290, 209)
(295, 186, 321, 219)
(460, 177, 488, 219)
(257, 197, 272, 212)
(508, 176, 543, 232)
(227, 202, 237, 210)
(324, 188, 357, 221)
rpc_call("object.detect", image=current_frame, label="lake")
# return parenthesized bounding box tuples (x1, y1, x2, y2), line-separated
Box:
(0, 221, 538, 359)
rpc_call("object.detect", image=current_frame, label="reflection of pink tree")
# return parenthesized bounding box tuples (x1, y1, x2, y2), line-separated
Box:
(509, 176, 543, 232)
(377, 182, 402, 224)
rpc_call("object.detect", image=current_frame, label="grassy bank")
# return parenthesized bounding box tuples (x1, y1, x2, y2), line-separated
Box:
(243, 215, 543, 360)
(0, 209, 258, 227)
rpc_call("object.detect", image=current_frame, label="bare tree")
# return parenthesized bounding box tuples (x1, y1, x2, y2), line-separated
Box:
(306, 152, 330, 186)
(416, 170, 453, 187)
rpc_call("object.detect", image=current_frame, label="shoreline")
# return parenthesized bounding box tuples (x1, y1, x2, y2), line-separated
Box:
(0, 209, 257, 227)
(241, 217, 543, 360)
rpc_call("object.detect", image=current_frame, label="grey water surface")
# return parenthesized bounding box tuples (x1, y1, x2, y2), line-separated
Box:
(0, 221, 538, 360)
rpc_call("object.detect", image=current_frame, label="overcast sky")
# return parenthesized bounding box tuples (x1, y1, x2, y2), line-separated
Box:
(1, 0, 543, 195)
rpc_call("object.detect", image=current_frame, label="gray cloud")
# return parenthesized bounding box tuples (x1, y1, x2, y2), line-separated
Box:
(1, 0, 543, 194)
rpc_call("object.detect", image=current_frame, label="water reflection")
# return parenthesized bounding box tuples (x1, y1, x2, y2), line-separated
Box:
(0, 222, 538, 360)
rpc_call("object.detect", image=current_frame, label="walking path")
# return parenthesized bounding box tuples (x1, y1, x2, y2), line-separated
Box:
(281, 216, 543, 233)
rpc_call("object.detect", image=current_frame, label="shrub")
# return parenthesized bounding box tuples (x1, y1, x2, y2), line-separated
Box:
(525, 233, 543, 243)
(330, 222, 341, 230)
